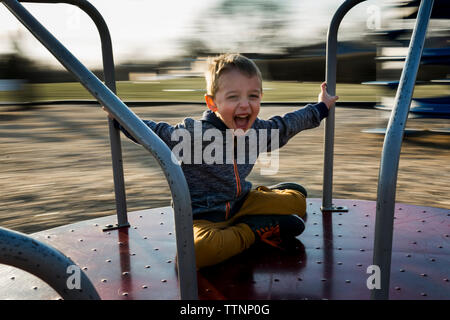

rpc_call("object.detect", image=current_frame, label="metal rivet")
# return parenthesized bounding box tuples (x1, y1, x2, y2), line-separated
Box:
(160, 222, 164, 225)
(145, 265, 151, 269)
(316, 261, 322, 264)
(70, 229, 74, 232)
(420, 273, 427, 277)
(122, 272, 129, 276)
(417, 230, 422, 233)
(160, 212, 164, 215)
(101, 279, 107, 283)
(106, 259, 111, 263)
(82, 267, 88, 271)
(161, 279, 167, 283)
(142, 285, 148, 289)
(274, 278, 279, 282)
(297, 278, 302, 281)
(79, 239, 83, 242)
(321, 278, 327, 282)
(33, 286, 38, 290)
(167, 260, 172, 263)
(10, 277, 15, 280)
(122, 292, 128, 296)
(420, 293, 427, 297)
(315, 234, 319, 237)
(395, 286, 401, 291)
(345, 280, 351, 283)
(144, 236, 148, 239)
(315, 247, 321, 250)
(362, 236, 367, 239)
(400, 269, 405, 272)
(412, 241, 417, 244)
(139, 215, 143, 218)
(92, 248, 97, 251)
(154, 248, 159, 251)
(338, 247, 342, 250)
(134, 226, 138, 229)
(360, 249, 365, 252)
(130, 253, 136, 256)
(430, 258, 435, 262)
(47, 235, 51, 239)
(337, 262, 343, 265)
(438, 245, 443, 249)
(357, 263, 363, 267)
(94, 224, 98, 227)
(444, 278, 449, 282)
(406, 254, 412, 257)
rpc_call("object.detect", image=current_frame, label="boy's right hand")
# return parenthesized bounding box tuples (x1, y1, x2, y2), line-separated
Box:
(318, 82, 339, 109)
(102, 106, 114, 119)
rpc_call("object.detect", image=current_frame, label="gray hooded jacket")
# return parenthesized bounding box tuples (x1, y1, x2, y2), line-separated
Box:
(120, 102, 328, 222)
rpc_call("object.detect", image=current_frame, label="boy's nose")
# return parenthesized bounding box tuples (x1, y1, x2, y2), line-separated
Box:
(238, 98, 250, 108)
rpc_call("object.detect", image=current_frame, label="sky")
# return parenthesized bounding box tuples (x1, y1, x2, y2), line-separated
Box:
(0, 0, 388, 69)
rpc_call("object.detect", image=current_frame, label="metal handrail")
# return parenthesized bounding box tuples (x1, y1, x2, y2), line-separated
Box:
(372, 0, 433, 300)
(322, 0, 367, 212)
(323, 0, 433, 300)
(19, 0, 128, 229)
(2, 0, 198, 299)
(0, 227, 100, 299)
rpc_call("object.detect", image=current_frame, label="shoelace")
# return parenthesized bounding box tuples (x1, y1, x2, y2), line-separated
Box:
(256, 225, 283, 249)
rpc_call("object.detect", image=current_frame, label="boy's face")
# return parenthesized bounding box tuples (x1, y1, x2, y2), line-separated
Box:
(205, 69, 262, 132)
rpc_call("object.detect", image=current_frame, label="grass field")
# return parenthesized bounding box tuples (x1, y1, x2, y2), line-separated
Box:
(1, 78, 449, 103)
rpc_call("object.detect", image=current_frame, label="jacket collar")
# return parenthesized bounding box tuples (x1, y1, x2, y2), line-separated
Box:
(201, 110, 228, 131)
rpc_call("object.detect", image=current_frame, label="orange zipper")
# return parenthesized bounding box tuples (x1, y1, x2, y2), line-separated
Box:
(233, 160, 242, 197)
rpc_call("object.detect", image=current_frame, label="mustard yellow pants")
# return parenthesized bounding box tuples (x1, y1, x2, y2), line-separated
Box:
(193, 186, 306, 268)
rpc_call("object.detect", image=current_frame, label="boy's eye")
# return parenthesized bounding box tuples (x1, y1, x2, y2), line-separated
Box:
(227, 95, 238, 100)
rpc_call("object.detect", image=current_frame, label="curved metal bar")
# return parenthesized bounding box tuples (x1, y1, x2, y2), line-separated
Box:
(0, 227, 100, 300)
(372, 0, 434, 300)
(2, 0, 198, 299)
(18, 0, 128, 228)
(322, 0, 367, 212)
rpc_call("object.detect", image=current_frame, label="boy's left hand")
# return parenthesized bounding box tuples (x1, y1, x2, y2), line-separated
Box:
(318, 82, 339, 109)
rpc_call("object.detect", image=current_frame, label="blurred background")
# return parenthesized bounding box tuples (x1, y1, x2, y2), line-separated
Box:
(0, 0, 449, 233)
(0, 0, 449, 103)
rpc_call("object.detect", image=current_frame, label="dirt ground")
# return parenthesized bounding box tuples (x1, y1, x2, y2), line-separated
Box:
(1, 103, 449, 234)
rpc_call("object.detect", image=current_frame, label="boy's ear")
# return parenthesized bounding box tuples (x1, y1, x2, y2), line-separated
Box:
(205, 94, 217, 112)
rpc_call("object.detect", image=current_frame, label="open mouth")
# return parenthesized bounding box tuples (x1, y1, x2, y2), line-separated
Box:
(234, 114, 250, 130)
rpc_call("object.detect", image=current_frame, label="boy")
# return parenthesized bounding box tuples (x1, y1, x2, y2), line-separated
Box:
(106, 53, 338, 268)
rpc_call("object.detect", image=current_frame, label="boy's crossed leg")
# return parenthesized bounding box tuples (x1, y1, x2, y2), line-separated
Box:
(194, 186, 306, 268)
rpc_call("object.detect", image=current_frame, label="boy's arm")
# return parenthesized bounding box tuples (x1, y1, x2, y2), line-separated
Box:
(102, 107, 177, 148)
(256, 82, 337, 150)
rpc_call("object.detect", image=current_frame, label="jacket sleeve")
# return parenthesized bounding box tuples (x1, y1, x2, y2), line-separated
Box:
(255, 102, 329, 151)
(117, 119, 180, 149)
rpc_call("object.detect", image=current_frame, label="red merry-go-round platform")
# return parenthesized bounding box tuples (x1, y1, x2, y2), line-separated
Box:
(0, 198, 448, 300)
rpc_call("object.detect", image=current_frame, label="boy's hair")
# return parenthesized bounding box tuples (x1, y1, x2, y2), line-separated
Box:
(205, 53, 262, 97)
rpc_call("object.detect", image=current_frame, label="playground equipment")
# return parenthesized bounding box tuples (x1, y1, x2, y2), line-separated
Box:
(0, 0, 448, 300)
